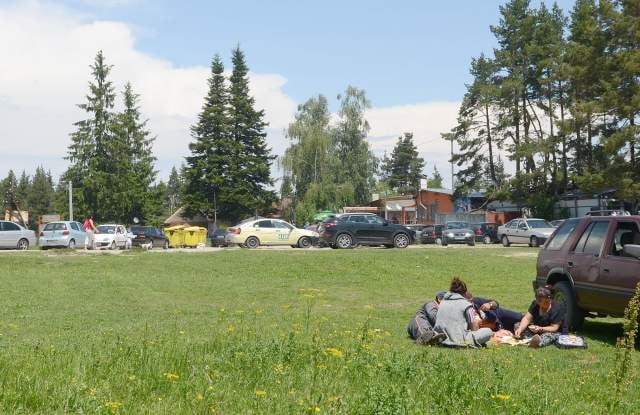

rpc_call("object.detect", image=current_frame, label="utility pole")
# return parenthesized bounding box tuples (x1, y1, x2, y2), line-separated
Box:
(68, 182, 73, 221)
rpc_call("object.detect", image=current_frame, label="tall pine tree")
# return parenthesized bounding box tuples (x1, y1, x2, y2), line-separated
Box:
(380, 133, 424, 194)
(63, 51, 116, 220)
(184, 54, 232, 220)
(227, 47, 276, 219)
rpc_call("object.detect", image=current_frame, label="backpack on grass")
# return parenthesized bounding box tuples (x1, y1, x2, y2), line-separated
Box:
(556, 334, 587, 349)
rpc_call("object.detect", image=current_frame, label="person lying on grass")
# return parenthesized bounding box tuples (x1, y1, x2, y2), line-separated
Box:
(432, 277, 494, 348)
(514, 287, 565, 348)
(407, 291, 447, 345)
(470, 295, 523, 332)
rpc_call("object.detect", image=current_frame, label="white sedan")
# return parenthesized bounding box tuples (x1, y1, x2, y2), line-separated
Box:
(94, 224, 132, 250)
(0, 220, 36, 250)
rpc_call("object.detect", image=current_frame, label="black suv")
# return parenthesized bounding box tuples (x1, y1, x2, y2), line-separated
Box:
(319, 213, 414, 249)
(130, 226, 169, 249)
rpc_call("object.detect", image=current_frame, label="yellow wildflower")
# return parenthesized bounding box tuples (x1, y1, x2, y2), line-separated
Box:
(255, 389, 267, 398)
(196, 393, 204, 401)
(105, 401, 122, 413)
(227, 325, 235, 334)
(163, 372, 179, 381)
(326, 347, 344, 358)
(493, 394, 511, 401)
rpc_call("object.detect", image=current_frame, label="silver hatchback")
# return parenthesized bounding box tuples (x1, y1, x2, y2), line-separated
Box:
(0, 220, 37, 250)
(39, 221, 87, 249)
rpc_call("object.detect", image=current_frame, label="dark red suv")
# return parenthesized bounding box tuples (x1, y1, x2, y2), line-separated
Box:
(534, 216, 640, 329)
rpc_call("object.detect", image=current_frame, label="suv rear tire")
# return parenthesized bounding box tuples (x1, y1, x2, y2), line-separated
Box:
(501, 235, 510, 247)
(553, 281, 584, 331)
(336, 233, 353, 249)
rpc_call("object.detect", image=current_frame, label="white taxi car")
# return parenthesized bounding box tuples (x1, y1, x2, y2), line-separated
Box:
(227, 218, 318, 249)
(94, 224, 132, 250)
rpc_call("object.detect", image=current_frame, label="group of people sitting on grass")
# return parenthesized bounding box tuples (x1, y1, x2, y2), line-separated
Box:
(407, 277, 565, 348)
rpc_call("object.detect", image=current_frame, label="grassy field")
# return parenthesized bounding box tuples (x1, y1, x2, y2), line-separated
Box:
(0, 246, 637, 414)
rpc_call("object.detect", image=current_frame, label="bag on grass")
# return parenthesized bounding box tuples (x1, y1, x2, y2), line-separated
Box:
(556, 334, 587, 349)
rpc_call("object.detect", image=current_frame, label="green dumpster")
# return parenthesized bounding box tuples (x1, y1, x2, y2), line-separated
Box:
(164, 225, 185, 248)
(184, 226, 207, 247)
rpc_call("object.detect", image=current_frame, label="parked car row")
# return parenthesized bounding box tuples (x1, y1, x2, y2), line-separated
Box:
(0, 219, 174, 251)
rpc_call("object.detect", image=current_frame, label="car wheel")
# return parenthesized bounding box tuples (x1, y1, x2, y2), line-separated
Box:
(163, 241, 169, 250)
(330, 244, 338, 249)
(17, 238, 29, 250)
(110, 241, 116, 250)
(68, 239, 76, 249)
(484, 235, 492, 244)
(297, 237, 312, 248)
(336, 233, 353, 249)
(393, 233, 410, 248)
(441, 238, 448, 246)
(245, 236, 260, 249)
(530, 236, 539, 248)
(467, 238, 475, 247)
(501, 235, 510, 247)
(553, 281, 584, 331)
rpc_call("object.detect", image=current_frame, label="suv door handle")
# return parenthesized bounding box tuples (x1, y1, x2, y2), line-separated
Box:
(603, 268, 610, 273)
(567, 261, 574, 268)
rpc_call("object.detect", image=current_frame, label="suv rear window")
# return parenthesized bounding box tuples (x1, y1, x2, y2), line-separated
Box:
(546, 218, 579, 250)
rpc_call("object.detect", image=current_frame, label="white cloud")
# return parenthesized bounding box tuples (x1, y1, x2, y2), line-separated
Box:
(366, 102, 460, 187)
(0, 1, 464, 190)
(0, 1, 296, 181)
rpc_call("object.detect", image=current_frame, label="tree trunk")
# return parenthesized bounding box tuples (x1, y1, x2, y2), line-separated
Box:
(485, 104, 496, 185)
(514, 96, 521, 175)
(549, 93, 557, 190)
(559, 81, 568, 190)
(587, 115, 593, 170)
(631, 118, 636, 170)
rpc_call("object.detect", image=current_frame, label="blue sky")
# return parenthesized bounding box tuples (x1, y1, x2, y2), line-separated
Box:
(1, 0, 576, 186)
(61, 0, 574, 107)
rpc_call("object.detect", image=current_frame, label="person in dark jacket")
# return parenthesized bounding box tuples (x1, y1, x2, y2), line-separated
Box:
(407, 291, 447, 345)
(471, 296, 523, 332)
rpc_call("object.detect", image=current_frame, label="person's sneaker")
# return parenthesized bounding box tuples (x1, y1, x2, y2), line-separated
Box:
(415, 330, 435, 346)
(429, 332, 447, 345)
(529, 334, 542, 348)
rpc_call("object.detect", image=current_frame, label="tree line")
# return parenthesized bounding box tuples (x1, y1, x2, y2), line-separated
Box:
(446, 0, 640, 216)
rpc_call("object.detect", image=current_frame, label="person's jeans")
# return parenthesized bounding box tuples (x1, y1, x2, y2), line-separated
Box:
(471, 328, 494, 346)
(407, 316, 433, 340)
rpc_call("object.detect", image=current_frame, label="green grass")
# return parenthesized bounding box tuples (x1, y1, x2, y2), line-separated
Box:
(0, 247, 637, 414)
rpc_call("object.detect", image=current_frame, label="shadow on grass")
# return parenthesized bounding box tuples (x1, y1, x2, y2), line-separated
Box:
(580, 319, 625, 346)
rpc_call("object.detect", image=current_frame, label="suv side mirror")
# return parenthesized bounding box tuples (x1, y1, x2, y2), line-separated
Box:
(383, 220, 389, 226)
(623, 244, 640, 259)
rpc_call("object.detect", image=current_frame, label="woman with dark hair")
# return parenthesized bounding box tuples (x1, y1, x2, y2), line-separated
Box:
(433, 277, 494, 347)
(514, 287, 565, 348)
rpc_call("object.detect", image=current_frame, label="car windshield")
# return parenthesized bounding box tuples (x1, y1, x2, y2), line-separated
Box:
(447, 222, 469, 230)
(97, 225, 116, 234)
(527, 219, 552, 229)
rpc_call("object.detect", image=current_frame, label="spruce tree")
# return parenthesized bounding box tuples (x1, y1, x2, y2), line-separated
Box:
(383, 133, 424, 194)
(228, 47, 276, 219)
(166, 166, 184, 213)
(16, 171, 30, 210)
(27, 167, 55, 228)
(184, 54, 233, 220)
(427, 166, 444, 189)
(63, 51, 116, 220)
(112, 82, 158, 223)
